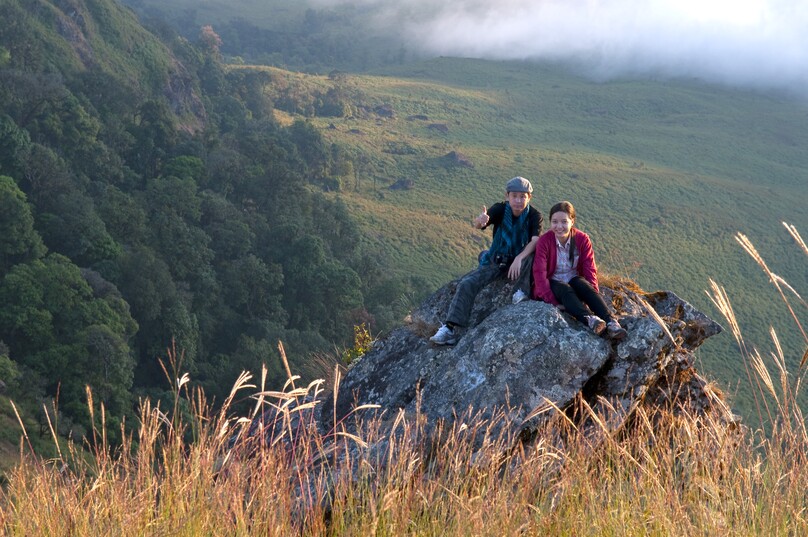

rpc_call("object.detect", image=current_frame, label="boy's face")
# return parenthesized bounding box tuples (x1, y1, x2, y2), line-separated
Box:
(506, 191, 531, 215)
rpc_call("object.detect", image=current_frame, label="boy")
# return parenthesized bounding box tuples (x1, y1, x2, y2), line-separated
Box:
(430, 176, 543, 345)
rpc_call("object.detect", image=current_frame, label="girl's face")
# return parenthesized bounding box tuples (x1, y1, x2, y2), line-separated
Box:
(550, 211, 574, 243)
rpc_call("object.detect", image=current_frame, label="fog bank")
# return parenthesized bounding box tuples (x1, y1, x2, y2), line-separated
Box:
(310, 0, 808, 95)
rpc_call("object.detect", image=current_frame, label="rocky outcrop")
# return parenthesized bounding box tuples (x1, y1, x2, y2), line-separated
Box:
(47, 0, 207, 133)
(443, 150, 474, 167)
(327, 277, 732, 443)
(428, 123, 449, 134)
(374, 104, 395, 118)
(235, 276, 737, 517)
(241, 276, 734, 458)
(164, 58, 207, 133)
(52, 0, 96, 68)
(389, 178, 414, 190)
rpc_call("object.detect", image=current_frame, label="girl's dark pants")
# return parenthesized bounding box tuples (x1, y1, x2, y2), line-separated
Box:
(550, 276, 613, 324)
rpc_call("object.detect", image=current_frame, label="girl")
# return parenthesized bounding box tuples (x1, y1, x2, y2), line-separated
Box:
(532, 201, 627, 339)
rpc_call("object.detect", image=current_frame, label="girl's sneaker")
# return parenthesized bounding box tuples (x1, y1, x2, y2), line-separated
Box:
(607, 320, 627, 340)
(586, 315, 606, 335)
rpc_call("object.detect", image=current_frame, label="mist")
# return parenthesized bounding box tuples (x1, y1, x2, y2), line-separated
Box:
(309, 0, 808, 96)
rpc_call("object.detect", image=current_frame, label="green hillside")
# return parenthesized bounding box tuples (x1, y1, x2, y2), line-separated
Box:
(0, 0, 425, 473)
(257, 58, 808, 416)
(2, 0, 176, 91)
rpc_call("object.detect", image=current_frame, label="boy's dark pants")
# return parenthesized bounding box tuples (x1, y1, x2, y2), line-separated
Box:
(445, 255, 533, 327)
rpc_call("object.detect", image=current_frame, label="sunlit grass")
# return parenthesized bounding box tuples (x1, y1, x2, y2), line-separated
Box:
(1, 367, 805, 535)
(1, 227, 806, 535)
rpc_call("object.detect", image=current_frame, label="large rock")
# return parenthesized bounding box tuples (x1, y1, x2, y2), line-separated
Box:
(236, 276, 737, 519)
(326, 277, 731, 440)
(331, 299, 611, 443)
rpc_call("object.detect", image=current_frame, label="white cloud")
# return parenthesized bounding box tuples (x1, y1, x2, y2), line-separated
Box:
(308, 0, 808, 95)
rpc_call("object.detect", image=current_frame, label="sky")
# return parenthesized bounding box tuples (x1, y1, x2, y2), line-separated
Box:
(309, 0, 808, 96)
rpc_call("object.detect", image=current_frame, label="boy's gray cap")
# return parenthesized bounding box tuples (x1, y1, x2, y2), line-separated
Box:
(506, 176, 533, 193)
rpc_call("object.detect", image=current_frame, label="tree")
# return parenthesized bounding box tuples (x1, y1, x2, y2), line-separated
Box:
(199, 25, 223, 55)
(26, 92, 101, 163)
(116, 246, 176, 323)
(130, 297, 200, 391)
(199, 191, 257, 260)
(0, 254, 137, 422)
(115, 246, 200, 386)
(315, 86, 350, 117)
(0, 175, 46, 274)
(0, 263, 55, 356)
(95, 183, 147, 245)
(37, 190, 121, 267)
(311, 194, 360, 261)
(20, 143, 73, 206)
(146, 210, 213, 284)
(0, 341, 20, 386)
(200, 56, 226, 96)
(319, 261, 364, 339)
(145, 174, 203, 223)
(71, 71, 139, 119)
(205, 147, 248, 195)
(288, 119, 329, 178)
(0, 114, 30, 177)
(220, 254, 285, 322)
(238, 69, 273, 120)
(162, 156, 205, 184)
(0, 71, 68, 130)
(129, 100, 178, 177)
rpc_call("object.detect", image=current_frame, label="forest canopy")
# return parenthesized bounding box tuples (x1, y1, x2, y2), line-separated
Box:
(0, 0, 421, 442)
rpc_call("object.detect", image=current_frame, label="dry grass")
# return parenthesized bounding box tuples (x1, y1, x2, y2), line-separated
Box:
(3, 379, 806, 536)
(1, 227, 806, 535)
(599, 273, 646, 293)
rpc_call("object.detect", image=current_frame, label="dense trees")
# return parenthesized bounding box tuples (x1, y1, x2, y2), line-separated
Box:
(0, 0, 423, 441)
(0, 175, 46, 272)
(0, 254, 137, 431)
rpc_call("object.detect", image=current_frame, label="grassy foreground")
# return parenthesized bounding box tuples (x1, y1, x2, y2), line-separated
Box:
(0, 363, 804, 535)
(1, 230, 806, 535)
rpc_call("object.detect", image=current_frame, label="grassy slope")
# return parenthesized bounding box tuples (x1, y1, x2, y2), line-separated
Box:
(129, 0, 299, 26)
(263, 57, 807, 417)
(14, 0, 174, 92)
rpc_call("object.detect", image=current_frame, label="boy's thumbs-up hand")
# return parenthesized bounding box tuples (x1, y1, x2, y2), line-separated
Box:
(474, 206, 489, 228)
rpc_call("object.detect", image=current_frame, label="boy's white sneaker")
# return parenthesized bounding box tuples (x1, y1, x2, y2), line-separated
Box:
(429, 324, 457, 345)
(512, 289, 529, 304)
